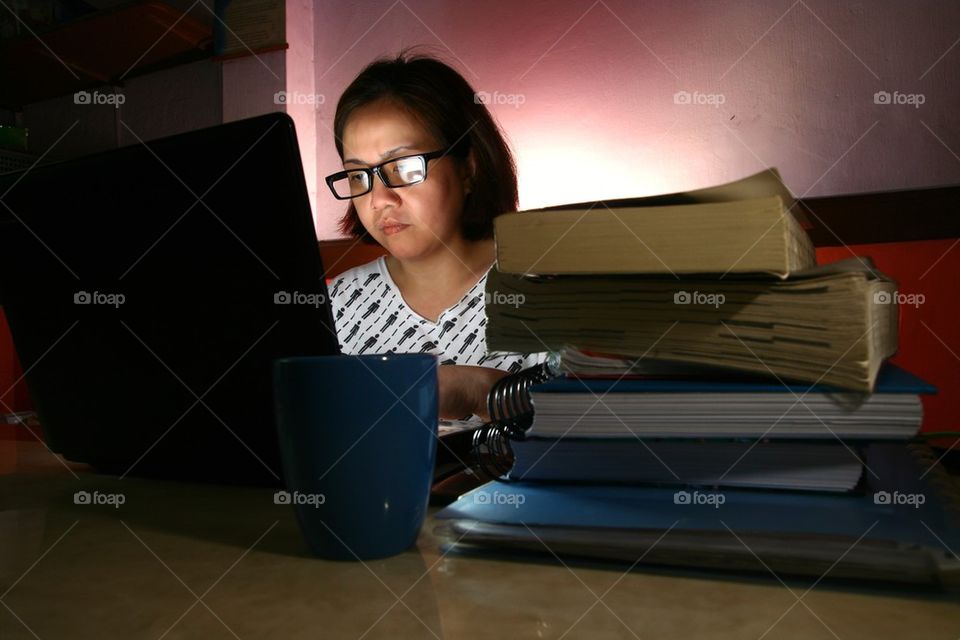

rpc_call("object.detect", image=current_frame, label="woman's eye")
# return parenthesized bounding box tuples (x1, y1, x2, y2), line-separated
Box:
(394, 160, 422, 181)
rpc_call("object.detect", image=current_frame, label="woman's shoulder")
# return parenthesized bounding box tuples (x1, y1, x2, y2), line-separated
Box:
(328, 256, 386, 300)
(331, 255, 385, 283)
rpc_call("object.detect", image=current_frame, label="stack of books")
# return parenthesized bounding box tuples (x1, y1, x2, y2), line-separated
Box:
(483, 168, 921, 489)
(435, 170, 956, 586)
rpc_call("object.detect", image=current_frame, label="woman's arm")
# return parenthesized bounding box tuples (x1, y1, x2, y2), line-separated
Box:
(437, 364, 509, 421)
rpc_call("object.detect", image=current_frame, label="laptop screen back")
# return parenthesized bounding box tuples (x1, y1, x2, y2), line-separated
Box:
(0, 112, 339, 485)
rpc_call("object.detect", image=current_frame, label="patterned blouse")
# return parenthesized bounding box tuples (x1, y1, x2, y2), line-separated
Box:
(329, 256, 546, 374)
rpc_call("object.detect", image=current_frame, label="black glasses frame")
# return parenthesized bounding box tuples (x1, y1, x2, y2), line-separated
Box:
(325, 147, 453, 200)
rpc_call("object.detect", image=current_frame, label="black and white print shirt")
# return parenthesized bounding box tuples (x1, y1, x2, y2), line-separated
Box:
(329, 256, 546, 374)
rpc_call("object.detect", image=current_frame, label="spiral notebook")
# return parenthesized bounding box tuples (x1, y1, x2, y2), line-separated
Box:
(469, 362, 933, 486)
(435, 443, 960, 587)
(524, 363, 932, 440)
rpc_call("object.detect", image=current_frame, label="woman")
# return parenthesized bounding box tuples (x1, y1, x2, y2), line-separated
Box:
(326, 50, 546, 420)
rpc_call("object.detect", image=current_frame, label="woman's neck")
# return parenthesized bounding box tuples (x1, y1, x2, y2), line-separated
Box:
(385, 238, 495, 313)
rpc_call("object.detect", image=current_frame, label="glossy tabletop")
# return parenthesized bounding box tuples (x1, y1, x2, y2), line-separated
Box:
(1, 437, 958, 639)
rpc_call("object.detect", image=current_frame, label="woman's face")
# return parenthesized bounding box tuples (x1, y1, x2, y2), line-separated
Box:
(341, 100, 472, 262)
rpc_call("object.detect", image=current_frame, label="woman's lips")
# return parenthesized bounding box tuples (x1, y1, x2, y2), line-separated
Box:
(381, 223, 410, 236)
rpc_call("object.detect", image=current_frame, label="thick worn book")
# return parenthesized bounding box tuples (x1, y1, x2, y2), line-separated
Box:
(494, 168, 815, 278)
(484, 257, 898, 392)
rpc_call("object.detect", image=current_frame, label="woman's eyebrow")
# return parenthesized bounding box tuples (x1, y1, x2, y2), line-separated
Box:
(343, 145, 417, 165)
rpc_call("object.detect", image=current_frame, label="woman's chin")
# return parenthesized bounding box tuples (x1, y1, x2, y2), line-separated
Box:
(380, 234, 431, 261)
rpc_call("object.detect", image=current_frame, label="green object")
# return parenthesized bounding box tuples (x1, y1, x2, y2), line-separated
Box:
(0, 126, 28, 153)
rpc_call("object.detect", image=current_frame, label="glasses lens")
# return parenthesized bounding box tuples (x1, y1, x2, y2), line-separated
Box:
(382, 156, 426, 187)
(331, 170, 370, 198)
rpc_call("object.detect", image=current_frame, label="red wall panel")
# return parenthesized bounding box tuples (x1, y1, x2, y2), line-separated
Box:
(0, 308, 30, 414)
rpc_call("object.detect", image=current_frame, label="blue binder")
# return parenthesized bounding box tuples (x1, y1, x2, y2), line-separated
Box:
(436, 443, 959, 586)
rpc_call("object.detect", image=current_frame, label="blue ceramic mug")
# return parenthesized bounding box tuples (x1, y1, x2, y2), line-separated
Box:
(273, 354, 438, 560)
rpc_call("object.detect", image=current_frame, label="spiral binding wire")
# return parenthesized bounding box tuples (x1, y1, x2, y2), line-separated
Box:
(472, 354, 561, 479)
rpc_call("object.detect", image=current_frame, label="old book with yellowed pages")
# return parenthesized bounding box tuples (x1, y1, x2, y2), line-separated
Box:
(484, 257, 898, 392)
(494, 168, 815, 278)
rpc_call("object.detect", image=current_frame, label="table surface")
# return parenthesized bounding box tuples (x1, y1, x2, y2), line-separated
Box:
(2, 437, 959, 640)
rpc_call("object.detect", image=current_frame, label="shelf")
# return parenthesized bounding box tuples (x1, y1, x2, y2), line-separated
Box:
(0, 1, 212, 109)
(800, 185, 960, 247)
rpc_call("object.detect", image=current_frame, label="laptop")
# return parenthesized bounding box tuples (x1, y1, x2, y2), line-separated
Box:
(0, 113, 340, 485)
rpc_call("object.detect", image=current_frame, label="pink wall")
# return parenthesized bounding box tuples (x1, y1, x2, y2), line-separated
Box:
(312, 0, 959, 235)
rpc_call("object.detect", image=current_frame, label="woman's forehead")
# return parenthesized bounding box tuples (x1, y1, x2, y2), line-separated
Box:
(342, 101, 435, 157)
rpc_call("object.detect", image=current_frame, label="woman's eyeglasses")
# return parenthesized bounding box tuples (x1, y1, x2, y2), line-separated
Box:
(325, 148, 453, 200)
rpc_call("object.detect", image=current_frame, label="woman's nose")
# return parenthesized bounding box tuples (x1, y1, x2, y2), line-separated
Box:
(369, 173, 401, 210)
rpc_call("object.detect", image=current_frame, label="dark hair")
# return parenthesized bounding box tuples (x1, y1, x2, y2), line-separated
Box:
(333, 48, 518, 244)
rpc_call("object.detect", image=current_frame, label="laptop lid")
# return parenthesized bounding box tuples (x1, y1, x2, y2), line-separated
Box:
(0, 112, 339, 485)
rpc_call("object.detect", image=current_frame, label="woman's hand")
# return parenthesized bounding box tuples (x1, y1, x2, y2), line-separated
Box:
(437, 365, 509, 421)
